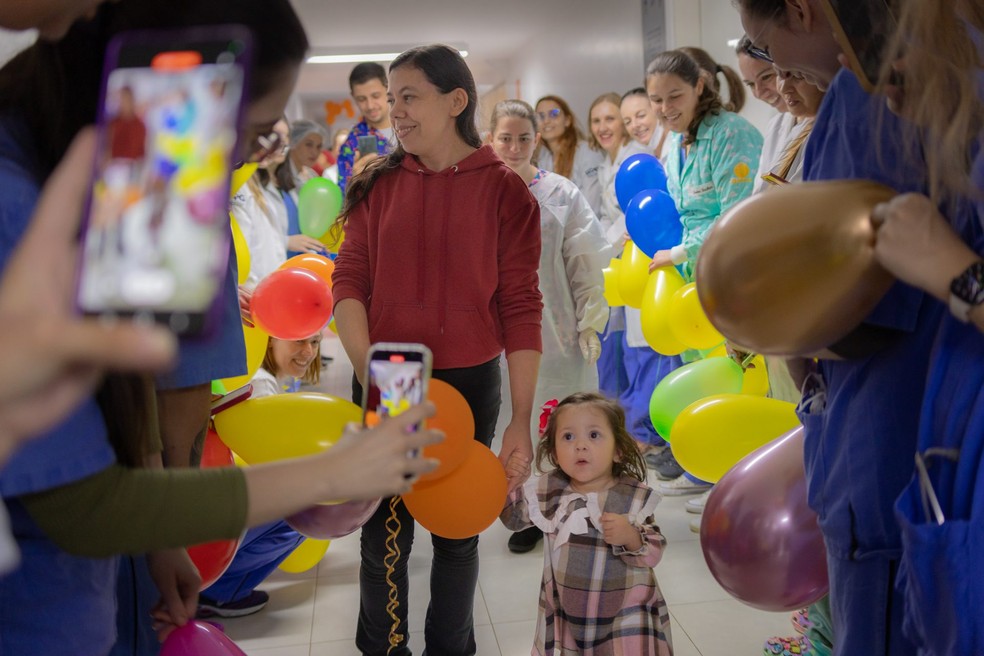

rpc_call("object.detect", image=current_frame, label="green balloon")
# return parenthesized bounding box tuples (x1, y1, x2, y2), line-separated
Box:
(649, 357, 744, 441)
(297, 177, 343, 238)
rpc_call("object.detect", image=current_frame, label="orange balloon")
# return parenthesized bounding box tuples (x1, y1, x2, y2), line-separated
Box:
(420, 379, 474, 483)
(403, 441, 507, 539)
(696, 180, 895, 356)
(280, 253, 335, 287)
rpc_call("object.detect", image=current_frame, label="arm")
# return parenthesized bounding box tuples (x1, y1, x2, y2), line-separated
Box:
(602, 511, 666, 568)
(561, 190, 612, 336)
(331, 200, 373, 382)
(334, 300, 371, 386)
(501, 349, 540, 492)
(156, 384, 211, 468)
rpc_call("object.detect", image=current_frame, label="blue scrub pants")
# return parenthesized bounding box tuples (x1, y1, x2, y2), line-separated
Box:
(597, 329, 627, 400)
(202, 520, 304, 603)
(620, 332, 681, 446)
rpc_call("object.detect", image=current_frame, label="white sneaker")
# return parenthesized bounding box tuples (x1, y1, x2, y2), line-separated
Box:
(689, 516, 701, 533)
(658, 474, 712, 496)
(685, 488, 712, 514)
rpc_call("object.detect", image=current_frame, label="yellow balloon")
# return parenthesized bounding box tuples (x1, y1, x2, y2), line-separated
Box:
(640, 266, 686, 355)
(741, 354, 770, 396)
(320, 225, 345, 253)
(671, 394, 800, 482)
(230, 163, 258, 198)
(616, 241, 650, 309)
(602, 258, 625, 307)
(232, 451, 248, 468)
(230, 212, 250, 286)
(213, 392, 361, 464)
(218, 323, 269, 392)
(668, 283, 725, 350)
(278, 538, 329, 574)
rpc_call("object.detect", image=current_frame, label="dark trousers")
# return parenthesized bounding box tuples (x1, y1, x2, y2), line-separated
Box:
(352, 357, 501, 656)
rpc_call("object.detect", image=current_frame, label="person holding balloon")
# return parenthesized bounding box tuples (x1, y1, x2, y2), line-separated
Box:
(533, 95, 604, 216)
(500, 392, 671, 655)
(487, 99, 612, 554)
(331, 44, 542, 656)
(196, 333, 325, 619)
(275, 119, 335, 259)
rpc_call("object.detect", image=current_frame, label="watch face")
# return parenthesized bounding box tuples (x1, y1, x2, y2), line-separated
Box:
(950, 261, 984, 304)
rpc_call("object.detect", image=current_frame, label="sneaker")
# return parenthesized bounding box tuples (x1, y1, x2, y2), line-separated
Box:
(658, 474, 712, 496)
(197, 590, 269, 619)
(689, 516, 701, 533)
(654, 452, 685, 481)
(791, 607, 814, 635)
(685, 488, 712, 514)
(763, 635, 814, 656)
(643, 445, 668, 469)
(507, 526, 543, 554)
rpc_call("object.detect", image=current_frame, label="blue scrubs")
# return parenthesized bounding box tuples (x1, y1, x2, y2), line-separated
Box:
(0, 118, 120, 654)
(800, 70, 939, 656)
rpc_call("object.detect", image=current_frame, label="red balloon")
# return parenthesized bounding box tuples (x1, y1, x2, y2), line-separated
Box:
(187, 538, 239, 589)
(403, 441, 507, 539)
(285, 498, 381, 539)
(279, 253, 334, 287)
(700, 426, 829, 611)
(201, 428, 233, 468)
(251, 267, 333, 340)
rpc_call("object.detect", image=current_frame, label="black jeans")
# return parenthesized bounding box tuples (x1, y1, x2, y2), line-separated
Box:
(353, 357, 501, 656)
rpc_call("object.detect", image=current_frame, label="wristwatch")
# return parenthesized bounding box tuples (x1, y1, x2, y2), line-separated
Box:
(949, 260, 984, 322)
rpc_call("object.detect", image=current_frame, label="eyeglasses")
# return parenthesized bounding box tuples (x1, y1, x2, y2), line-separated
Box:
(247, 129, 288, 163)
(536, 108, 562, 122)
(744, 42, 773, 63)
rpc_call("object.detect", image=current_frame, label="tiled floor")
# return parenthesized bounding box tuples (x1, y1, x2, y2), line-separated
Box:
(217, 334, 796, 655)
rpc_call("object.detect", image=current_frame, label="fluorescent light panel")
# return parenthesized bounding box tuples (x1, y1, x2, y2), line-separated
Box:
(307, 50, 468, 64)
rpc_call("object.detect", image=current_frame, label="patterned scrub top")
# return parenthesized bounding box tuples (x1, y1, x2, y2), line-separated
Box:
(501, 471, 672, 655)
(665, 110, 763, 281)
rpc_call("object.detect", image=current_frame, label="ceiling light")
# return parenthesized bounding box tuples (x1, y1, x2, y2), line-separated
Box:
(307, 49, 468, 65)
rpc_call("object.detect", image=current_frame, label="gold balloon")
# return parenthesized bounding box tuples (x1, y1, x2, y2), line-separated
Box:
(695, 181, 896, 356)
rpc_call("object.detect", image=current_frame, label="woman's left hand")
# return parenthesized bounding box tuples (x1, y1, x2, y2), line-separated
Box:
(648, 249, 674, 273)
(499, 421, 533, 494)
(147, 548, 201, 642)
(871, 194, 979, 301)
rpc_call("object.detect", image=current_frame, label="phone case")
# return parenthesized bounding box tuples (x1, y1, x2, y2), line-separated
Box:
(362, 343, 433, 427)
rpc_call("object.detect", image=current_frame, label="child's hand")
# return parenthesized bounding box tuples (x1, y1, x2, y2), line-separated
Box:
(504, 450, 532, 489)
(600, 512, 643, 550)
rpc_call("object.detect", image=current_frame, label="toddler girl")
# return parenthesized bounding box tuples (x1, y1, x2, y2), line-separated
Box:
(501, 392, 672, 655)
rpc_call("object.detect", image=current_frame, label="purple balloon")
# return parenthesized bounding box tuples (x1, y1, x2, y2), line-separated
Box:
(286, 498, 381, 539)
(161, 621, 246, 656)
(700, 426, 829, 612)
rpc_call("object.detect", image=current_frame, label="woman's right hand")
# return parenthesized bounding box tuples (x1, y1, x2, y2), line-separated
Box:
(287, 234, 327, 254)
(321, 402, 443, 499)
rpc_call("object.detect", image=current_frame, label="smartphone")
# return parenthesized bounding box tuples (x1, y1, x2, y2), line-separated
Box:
(75, 26, 252, 334)
(357, 134, 379, 158)
(817, 0, 900, 92)
(362, 343, 432, 456)
(210, 383, 252, 415)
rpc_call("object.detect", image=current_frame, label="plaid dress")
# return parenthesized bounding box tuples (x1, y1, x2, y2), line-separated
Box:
(501, 472, 672, 655)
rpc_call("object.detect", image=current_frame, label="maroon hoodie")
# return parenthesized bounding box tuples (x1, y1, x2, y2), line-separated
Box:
(332, 144, 543, 369)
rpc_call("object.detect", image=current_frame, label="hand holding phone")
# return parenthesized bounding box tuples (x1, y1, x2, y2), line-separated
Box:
(356, 134, 379, 159)
(362, 343, 433, 459)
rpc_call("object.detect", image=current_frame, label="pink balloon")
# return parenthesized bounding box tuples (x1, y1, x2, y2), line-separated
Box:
(286, 498, 381, 539)
(700, 426, 829, 612)
(161, 621, 247, 656)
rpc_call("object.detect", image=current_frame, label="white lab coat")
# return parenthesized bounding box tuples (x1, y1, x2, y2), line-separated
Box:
(498, 171, 612, 432)
(230, 179, 289, 289)
(753, 112, 797, 194)
(537, 141, 605, 218)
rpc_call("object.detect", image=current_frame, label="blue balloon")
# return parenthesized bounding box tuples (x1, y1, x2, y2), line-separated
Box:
(615, 154, 668, 212)
(625, 189, 682, 257)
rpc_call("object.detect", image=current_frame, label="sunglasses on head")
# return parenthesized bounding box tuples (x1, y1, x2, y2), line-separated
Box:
(536, 108, 562, 121)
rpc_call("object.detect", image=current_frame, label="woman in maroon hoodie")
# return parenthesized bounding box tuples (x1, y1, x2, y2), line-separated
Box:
(331, 44, 542, 656)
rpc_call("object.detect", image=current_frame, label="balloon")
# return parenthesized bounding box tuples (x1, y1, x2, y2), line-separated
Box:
(320, 225, 345, 253)
(201, 428, 234, 468)
(648, 358, 744, 441)
(229, 163, 257, 198)
(278, 538, 330, 574)
(740, 354, 769, 396)
(421, 379, 474, 483)
(696, 180, 896, 355)
(279, 253, 334, 287)
(602, 258, 625, 307)
(615, 153, 668, 211)
(217, 323, 268, 392)
(701, 427, 828, 611)
(625, 189, 682, 258)
(668, 283, 724, 350)
(403, 441, 507, 539)
(639, 266, 687, 355)
(229, 213, 250, 286)
(286, 498, 381, 539)
(251, 268, 333, 340)
(616, 241, 651, 308)
(211, 380, 227, 396)
(671, 394, 800, 483)
(161, 620, 248, 656)
(188, 538, 239, 589)
(297, 177, 343, 238)
(213, 392, 361, 464)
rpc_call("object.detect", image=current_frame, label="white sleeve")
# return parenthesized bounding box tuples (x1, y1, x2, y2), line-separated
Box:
(561, 186, 612, 335)
(249, 368, 281, 399)
(230, 191, 260, 289)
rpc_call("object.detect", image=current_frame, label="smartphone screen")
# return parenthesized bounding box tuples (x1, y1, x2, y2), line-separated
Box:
(357, 134, 378, 158)
(363, 344, 432, 456)
(819, 0, 899, 91)
(76, 27, 251, 333)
